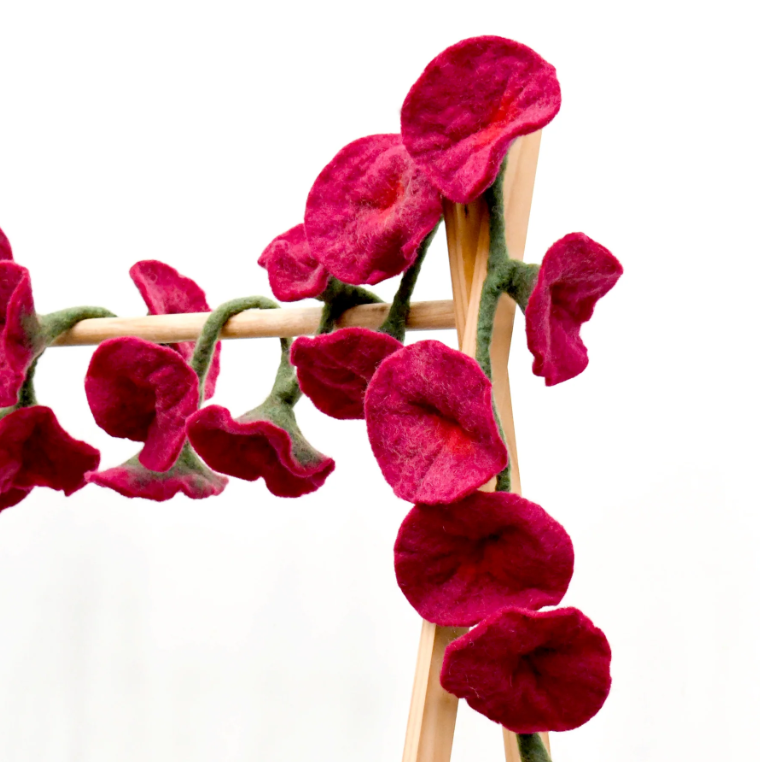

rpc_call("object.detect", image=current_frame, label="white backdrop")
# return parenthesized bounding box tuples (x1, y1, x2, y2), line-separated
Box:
(0, 2, 758, 760)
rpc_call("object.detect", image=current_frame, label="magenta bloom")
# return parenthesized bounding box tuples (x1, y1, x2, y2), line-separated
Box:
(395, 492, 574, 626)
(187, 404, 335, 498)
(441, 606, 612, 733)
(526, 233, 623, 386)
(258, 224, 329, 302)
(130, 259, 221, 399)
(401, 36, 561, 203)
(305, 134, 442, 285)
(0, 227, 12, 260)
(365, 340, 507, 504)
(290, 327, 402, 420)
(0, 406, 100, 511)
(85, 337, 199, 472)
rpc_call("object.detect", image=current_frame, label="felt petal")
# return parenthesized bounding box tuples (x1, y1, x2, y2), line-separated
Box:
(304, 134, 442, 285)
(0, 486, 32, 512)
(130, 259, 221, 399)
(395, 492, 574, 626)
(85, 337, 199, 472)
(258, 224, 329, 302)
(401, 36, 561, 204)
(0, 227, 13, 260)
(290, 327, 402, 420)
(441, 606, 612, 733)
(187, 404, 335, 498)
(365, 340, 507, 504)
(525, 233, 623, 386)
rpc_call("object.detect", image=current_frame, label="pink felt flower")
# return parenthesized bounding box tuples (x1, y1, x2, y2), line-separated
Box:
(0, 227, 13, 260)
(258, 224, 329, 302)
(304, 134, 442, 285)
(85, 337, 199, 472)
(395, 492, 574, 626)
(290, 327, 402, 420)
(440, 606, 611, 733)
(0, 261, 44, 407)
(401, 36, 561, 204)
(0, 406, 100, 511)
(186, 404, 335, 498)
(365, 340, 507, 504)
(130, 260, 221, 399)
(526, 233, 623, 386)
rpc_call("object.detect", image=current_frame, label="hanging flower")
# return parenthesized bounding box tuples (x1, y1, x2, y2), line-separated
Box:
(401, 36, 561, 204)
(304, 134, 442, 285)
(365, 340, 507, 504)
(0, 227, 13, 260)
(258, 224, 329, 302)
(440, 606, 612, 733)
(130, 259, 222, 399)
(394, 492, 574, 626)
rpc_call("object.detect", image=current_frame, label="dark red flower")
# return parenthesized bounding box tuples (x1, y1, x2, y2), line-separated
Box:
(304, 134, 442, 285)
(526, 233, 623, 386)
(0, 227, 13, 260)
(290, 327, 402, 420)
(258, 224, 329, 302)
(187, 404, 335, 498)
(0, 406, 100, 511)
(365, 340, 507, 504)
(401, 36, 561, 204)
(394, 492, 574, 626)
(440, 606, 612, 733)
(85, 337, 199, 472)
(130, 259, 221, 399)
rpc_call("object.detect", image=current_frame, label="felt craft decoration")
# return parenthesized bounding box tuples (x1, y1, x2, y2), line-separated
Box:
(130, 259, 221, 400)
(304, 134, 442, 285)
(365, 339, 507, 504)
(258, 224, 329, 302)
(394, 492, 574, 626)
(0, 227, 12, 260)
(440, 606, 612, 733)
(401, 36, 561, 204)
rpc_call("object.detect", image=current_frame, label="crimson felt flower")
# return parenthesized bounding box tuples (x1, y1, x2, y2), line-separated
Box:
(440, 606, 611, 733)
(365, 340, 507, 504)
(304, 134, 442, 285)
(258, 224, 329, 302)
(0, 227, 13, 260)
(401, 36, 561, 204)
(394, 492, 574, 626)
(130, 259, 221, 400)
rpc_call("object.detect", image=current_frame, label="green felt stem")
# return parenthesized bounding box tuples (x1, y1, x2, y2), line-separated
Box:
(516, 734, 552, 762)
(316, 278, 383, 335)
(17, 358, 38, 408)
(39, 306, 116, 345)
(266, 337, 301, 408)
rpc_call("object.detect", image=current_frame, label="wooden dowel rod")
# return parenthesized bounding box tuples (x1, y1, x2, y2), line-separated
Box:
(49, 299, 455, 347)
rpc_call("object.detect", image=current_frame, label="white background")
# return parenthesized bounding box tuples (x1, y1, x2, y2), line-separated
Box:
(0, 1, 758, 760)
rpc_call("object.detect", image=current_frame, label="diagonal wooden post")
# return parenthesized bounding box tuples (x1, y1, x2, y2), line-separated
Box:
(401, 131, 548, 762)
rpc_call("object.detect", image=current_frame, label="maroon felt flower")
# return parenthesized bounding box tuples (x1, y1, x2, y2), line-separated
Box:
(290, 327, 402, 420)
(0, 227, 13, 260)
(526, 233, 623, 386)
(440, 606, 611, 733)
(187, 404, 335, 498)
(304, 134, 442, 285)
(130, 259, 221, 399)
(0, 261, 44, 407)
(85, 337, 199, 472)
(0, 406, 100, 511)
(395, 492, 574, 626)
(365, 340, 507, 504)
(258, 224, 329, 302)
(401, 36, 561, 204)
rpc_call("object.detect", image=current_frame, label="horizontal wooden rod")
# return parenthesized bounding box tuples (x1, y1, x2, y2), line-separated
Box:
(50, 299, 456, 347)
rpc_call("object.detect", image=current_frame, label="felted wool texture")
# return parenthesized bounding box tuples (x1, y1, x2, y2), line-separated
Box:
(440, 606, 612, 733)
(0, 262, 44, 408)
(85, 337, 199, 472)
(130, 259, 221, 400)
(0, 405, 100, 511)
(290, 327, 402, 420)
(394, 492, 574, 627)
(187, 403, 335, 498)
(364, 340, 507, 504)
(0, 227, 12, 260)
(401, 36, 561, 204)
(304, 134, 443, 285)
(526, 233, 623, 386)
(258, 224, 329, 302)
